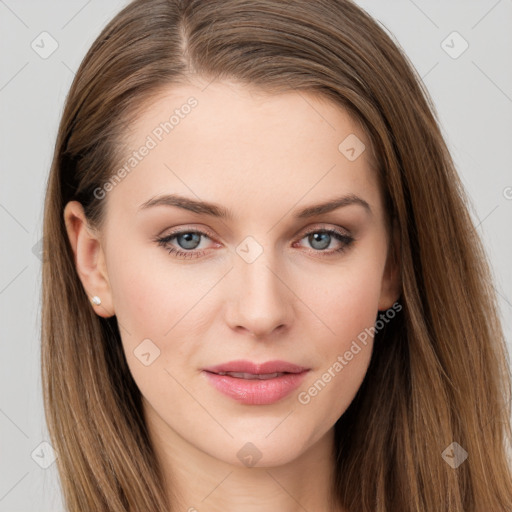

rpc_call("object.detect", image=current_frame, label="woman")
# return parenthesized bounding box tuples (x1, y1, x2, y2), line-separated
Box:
(41, 0, 512, 510)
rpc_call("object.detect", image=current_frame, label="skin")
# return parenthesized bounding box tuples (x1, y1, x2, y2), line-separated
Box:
(64, 79, 400, 512)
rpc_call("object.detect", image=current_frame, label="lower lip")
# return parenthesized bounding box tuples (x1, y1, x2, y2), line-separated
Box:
(203, 370, 309, 405)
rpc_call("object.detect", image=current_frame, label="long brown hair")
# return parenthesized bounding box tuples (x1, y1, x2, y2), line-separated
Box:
(41, 0, 512, 510)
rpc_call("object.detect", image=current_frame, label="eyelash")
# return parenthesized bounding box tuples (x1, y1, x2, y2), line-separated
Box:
(154, 226, 355, 260)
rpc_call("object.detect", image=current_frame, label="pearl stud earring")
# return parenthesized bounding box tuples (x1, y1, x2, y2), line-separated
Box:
(91, 295, 102, 306)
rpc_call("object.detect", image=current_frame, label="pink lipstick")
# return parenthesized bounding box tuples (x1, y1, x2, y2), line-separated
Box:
(202, 360, 310, 405)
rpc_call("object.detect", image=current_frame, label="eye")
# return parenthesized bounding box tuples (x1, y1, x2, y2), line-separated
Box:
(154, 226, 355, 259)
(294, 228, 355, 256)
(154, 229, 216, 259)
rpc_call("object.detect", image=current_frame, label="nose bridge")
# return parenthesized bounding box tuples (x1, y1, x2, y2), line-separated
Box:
(226, 237, 293, 337)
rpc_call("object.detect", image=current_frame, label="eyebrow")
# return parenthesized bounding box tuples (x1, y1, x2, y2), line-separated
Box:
(137, 193, 372, 219)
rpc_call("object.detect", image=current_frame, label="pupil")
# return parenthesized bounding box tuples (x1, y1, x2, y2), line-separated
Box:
(178, 232, 200, 250)
(310, 232, 330, 250)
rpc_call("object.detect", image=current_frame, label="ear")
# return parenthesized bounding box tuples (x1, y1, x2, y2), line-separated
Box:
(378, 217, 401, 311)
(63, 201, 115, 318)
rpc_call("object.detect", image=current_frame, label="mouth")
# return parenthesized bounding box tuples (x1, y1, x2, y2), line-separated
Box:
(202, 360, 310, 405)
(213, 371, 290, 380)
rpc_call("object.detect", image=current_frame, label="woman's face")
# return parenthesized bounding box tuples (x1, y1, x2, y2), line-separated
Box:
(69, 80, 399, 468)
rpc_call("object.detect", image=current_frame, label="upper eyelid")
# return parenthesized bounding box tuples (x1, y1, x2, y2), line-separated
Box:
(157, 224, 352, 247)
(159, 223, 351, 240)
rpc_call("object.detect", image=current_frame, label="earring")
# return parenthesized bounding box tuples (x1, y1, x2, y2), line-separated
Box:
(91, 295, 101, 306)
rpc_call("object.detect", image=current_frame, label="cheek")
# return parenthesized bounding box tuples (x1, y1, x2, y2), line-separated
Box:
(105, 243, 218, 384)
(107, 241, 204, 337)
(294, 252, 384, 421)
(109, 263, 165, 337)
(307, 253, 385, 344)
(106, 248, 192, 408)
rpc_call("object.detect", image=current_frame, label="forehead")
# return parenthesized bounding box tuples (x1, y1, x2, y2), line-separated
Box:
(123, 79, 373, 157)
(105, 80, 381, 221)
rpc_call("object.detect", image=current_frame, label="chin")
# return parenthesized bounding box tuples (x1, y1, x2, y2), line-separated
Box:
(201, 422, 321, 469)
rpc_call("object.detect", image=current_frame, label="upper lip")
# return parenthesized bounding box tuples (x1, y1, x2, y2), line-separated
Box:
(203, 360, 309, 375)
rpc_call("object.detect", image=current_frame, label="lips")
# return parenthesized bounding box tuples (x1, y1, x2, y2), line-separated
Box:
(202, 360, 310, 405)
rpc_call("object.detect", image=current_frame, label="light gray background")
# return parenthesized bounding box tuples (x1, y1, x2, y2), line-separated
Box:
(1, 1, 511, 510)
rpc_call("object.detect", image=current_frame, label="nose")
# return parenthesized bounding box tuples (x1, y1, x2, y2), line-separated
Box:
(225, 249, 294, 339)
